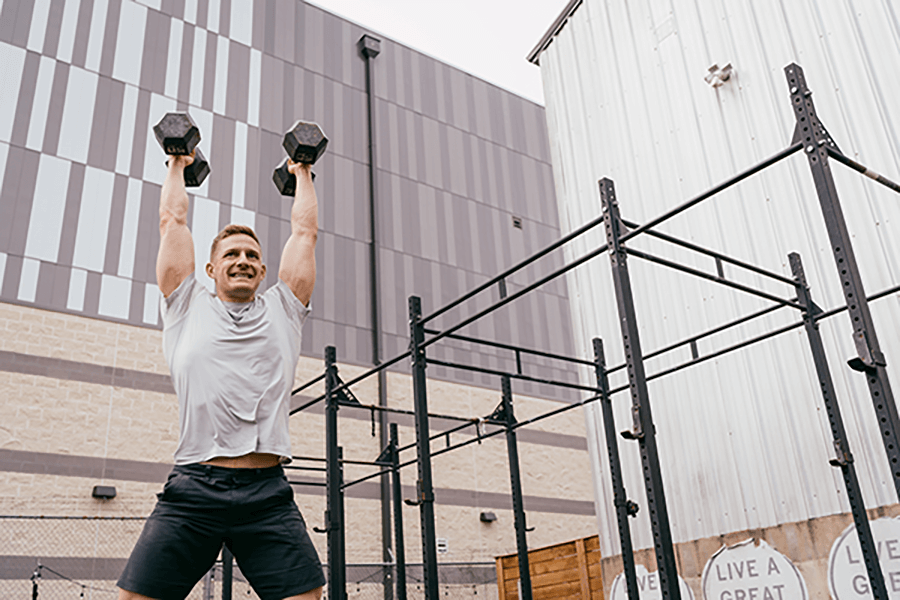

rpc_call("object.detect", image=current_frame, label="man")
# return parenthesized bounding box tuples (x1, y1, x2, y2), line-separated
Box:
(117, 150, 325, 600)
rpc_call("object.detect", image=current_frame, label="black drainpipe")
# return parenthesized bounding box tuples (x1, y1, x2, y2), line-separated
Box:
(358, 33, 394, 600)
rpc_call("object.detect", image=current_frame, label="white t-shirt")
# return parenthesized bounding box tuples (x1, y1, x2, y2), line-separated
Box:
(161, 273, 310, 465)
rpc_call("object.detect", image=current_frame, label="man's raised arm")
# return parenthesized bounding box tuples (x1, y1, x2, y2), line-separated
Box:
(278, 161, 318, 306)
(157, 155, 196, 297)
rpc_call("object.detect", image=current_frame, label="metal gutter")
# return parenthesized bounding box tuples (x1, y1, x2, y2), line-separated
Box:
(526, 0, 584, 65)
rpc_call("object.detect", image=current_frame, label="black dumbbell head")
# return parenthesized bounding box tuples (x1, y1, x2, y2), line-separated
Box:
(273, 157, 316, 196)
(154, 113, 201, 156)
(183, 147, 210, 187)
(273, 158, 295, 197)
(282, 121, 328, 164)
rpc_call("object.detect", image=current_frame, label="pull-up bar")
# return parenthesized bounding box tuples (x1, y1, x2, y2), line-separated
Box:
(423, 328, 596, 367)
(827, 147, 900, 194)
(624, 248, 801, 309)
(623, 219, 799, 287)
(422, 214, 607, 325)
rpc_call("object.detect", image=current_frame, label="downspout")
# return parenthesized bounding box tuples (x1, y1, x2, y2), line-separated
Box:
(358, 33, 394, 600)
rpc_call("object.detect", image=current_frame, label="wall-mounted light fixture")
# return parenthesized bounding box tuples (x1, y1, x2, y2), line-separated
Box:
(704, 63, 734, 88)
(92, 485, 116, 499)
(480, 511, 497, 523)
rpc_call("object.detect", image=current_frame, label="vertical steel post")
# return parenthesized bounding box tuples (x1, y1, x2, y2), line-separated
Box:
(358, 34, 393, 600)
(785, 63, 900, 499)
(408, 295, 440, 600)
(325, 346, 347, 600)
(501, 376, 533, 600)
(592, 338, 640, 600)
(202, 569, 213, 600)
(600, 178, 681, 599)
(222, 546, 233, 600)
(791, 253, 887, 599)
(390, 423, 408, 600)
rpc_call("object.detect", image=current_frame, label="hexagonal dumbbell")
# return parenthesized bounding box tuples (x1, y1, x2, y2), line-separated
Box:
(272, 121, 328, 196)
(153, 112, 211, 187)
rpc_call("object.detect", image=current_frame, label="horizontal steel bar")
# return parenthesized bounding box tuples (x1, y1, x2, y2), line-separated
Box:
(646, 321, 803, 382)
(623, 219, 798, 286)
(427, 357, 599, 392)
(643, 283, 900, 383)
(283, 465, 328, 472)
(395, 419, 485, 454)
(289, 350, 412, 415)
(291, 372, 326, 396)
(336, 399, 477, 424)
(643, 302, 787, 362)
(288, 480, 327, 487)
(423, 328, 596, 366)
(422, 243, 611, 351)
(827, 147, 900, 194)
(509, 394, 605, 433)
(342, 468, 394, 490)
(290, 394, 326, 415)
(618, 142, 804, 245)
(625, 248, 801, 309)
(289, 455, 387, 468)
(422, 213, 606, 324)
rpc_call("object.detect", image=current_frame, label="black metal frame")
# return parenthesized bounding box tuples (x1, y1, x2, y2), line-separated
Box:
(285, 64, 898, 600)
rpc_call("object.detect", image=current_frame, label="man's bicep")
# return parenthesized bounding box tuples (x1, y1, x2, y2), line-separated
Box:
(157, 219, 195, 297)
(278, 234, 316, 306)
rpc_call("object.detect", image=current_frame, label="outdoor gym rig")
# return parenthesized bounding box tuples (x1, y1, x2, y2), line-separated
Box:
(278, 63, 900, 600)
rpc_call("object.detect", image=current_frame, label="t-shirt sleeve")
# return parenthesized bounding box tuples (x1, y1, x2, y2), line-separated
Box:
(160, 272, 201, 328)
(269, 279, 311, 333)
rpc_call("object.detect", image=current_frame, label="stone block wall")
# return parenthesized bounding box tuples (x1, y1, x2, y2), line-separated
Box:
(0, 300, 597, 576)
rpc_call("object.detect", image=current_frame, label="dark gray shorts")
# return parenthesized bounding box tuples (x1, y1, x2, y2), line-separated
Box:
(118, 463, 325, 600)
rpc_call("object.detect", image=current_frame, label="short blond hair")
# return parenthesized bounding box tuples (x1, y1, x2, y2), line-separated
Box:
(210, 224, 261, 261)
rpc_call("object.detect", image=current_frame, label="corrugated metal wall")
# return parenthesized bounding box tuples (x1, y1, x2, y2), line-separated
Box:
(536, 0, 900, 555)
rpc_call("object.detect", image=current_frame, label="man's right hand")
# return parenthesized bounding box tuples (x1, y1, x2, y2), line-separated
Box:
(167, 151, 195, 171)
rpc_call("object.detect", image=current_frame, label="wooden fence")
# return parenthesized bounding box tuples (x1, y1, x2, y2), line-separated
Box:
(495, 534, 604, 599)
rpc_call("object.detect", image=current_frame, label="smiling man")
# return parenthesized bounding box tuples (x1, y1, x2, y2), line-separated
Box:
(116, 151, 325, 600)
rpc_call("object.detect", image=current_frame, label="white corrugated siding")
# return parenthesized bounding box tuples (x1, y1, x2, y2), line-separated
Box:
(537, 0, 900, 556)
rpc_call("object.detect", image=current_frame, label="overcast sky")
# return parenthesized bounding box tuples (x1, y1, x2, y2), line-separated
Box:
(307, 0, 572, 105)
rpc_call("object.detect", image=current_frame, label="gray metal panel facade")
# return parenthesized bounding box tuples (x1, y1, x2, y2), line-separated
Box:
(0, 0, 576, 399)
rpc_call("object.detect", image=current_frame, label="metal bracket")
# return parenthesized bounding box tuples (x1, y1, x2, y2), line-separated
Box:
(614, 496, 640, 517)
(788, 104, 841, 153)
(848, 331, 887, 372)
(488, 401, 515, 425)
(314, 511, 331, 533)
(829, 439, 854, 467)
(620, 405, 645, 440)
(374, 444, 393, 466)
(333, 371, 362, 406)
(408, 479, 433, 504)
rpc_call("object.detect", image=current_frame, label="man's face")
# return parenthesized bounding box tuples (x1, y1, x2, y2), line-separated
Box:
(205, 234, 266, 302)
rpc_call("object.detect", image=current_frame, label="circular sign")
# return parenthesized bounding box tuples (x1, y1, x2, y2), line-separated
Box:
(701, 539, 807, 600)
(828, 517, 900, 599)
(609, 563, 695, 600)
